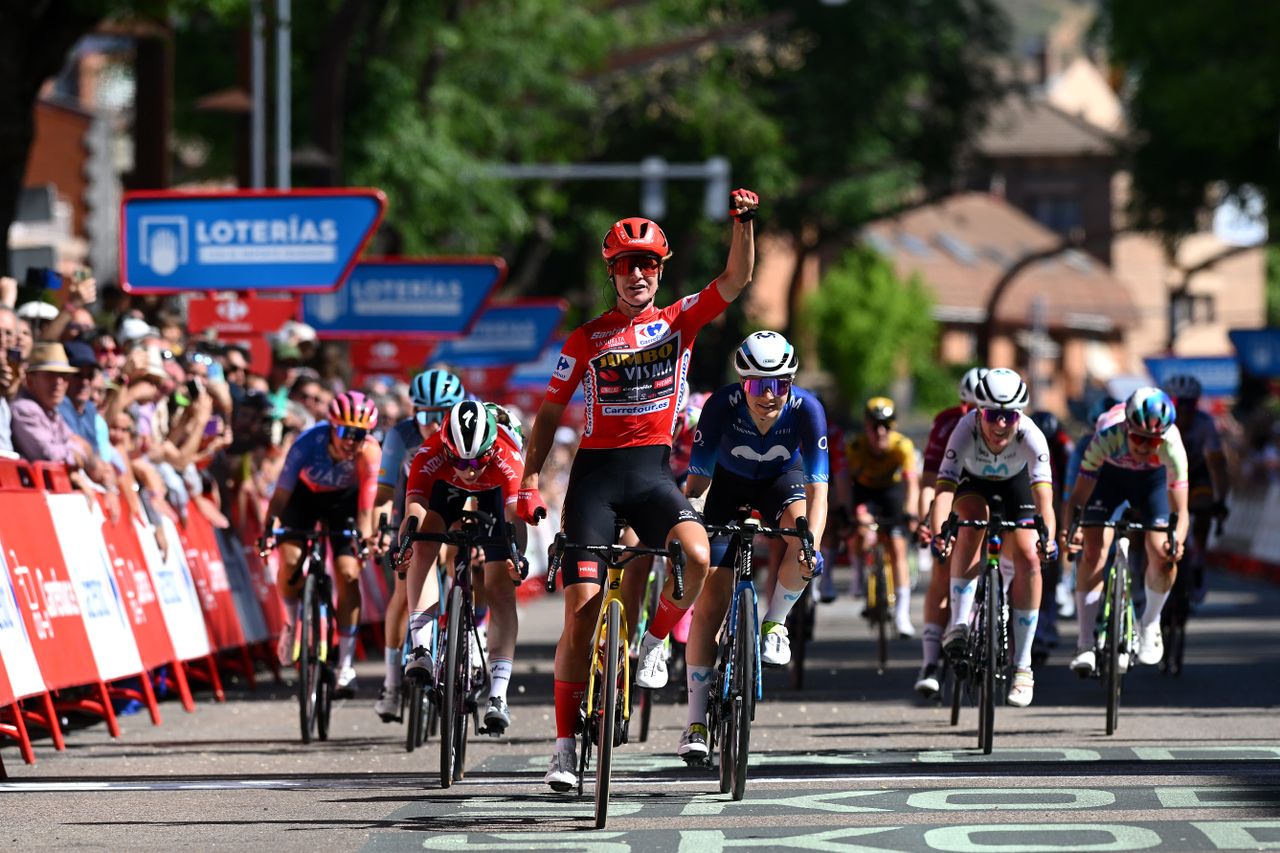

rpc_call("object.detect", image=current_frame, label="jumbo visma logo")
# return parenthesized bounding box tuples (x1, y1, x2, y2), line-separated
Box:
(595, 343, 675, 368)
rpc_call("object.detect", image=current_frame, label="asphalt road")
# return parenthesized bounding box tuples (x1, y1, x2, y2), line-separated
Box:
(3, 565, 1279, 852)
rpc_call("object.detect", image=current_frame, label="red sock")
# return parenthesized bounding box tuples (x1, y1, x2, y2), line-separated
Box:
(554, 679, 586, 739)
(647, 594, 687, 640)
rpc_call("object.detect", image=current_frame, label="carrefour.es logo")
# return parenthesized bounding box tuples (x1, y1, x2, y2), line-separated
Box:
(552, 353, 577, 382)
(636, 320, 669, 346)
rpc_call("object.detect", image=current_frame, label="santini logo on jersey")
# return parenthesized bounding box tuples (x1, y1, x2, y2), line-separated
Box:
(552, 354, 576, 381)
(730, 444, 792, 463)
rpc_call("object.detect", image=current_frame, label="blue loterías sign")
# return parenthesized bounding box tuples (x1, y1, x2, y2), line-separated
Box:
(120, 189, 385, 293)
(1230, 329, 1280, 379)
(1143, 356, 1240, 398)
(302, 257, 505, 338)
(428, 300, 566, 367)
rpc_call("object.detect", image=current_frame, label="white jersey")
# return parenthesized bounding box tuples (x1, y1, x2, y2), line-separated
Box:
(936, 410, 1053, 488)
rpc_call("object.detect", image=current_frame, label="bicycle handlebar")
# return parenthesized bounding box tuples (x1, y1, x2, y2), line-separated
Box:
(704, 514, 817, 574)
(545, 533, 686, 599)
(385, 510, 529, 583)
(258, 520, 366, 583)
(1068, 506, 1179, 561)
(936, 512, 1050, 561)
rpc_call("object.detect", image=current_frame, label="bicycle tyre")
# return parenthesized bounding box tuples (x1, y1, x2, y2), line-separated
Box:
(595, 599, 622, 830)
(786, 592, 809, 690)
(875, 561, 889, 675)
(298, 573, 319, 745)
(1105, 560, 1125, 736)
(731, 591, 756, 801)
(978, 570, 997, 755)
(440, 584, 464, 788)
(453, 605, 473, 783)
(948, 659, 962, 726)
(405, 682, 424, 752)
(635, 686, 652, 743)
(715, 636, 732, 794)
(317, 665, 333, 741)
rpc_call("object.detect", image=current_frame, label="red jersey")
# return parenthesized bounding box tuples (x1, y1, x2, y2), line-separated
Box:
(546, 280, 729, 450)
(922, 404, 971, 477)
(405, 427, 524, 506)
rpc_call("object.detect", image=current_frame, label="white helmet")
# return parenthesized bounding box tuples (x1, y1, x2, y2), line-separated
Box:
(733, 331, 798, 378)
(958, 366, 989, 405)
(973, 367, 1029, 410)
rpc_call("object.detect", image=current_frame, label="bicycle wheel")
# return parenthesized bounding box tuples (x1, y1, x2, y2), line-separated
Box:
(595, 598, 622, 830)
(440, 584, 464, 788)
(1105, 559, 1126, 735)
(730, 591, 756, 801)
(714, 633, 733, 794)
(317, 665, 333, 741)
(948, 659, 962, 726)
(874, 560, 889, 675)
(453, 606, 474, 783)
(298, 574, 319, 744)
(786, 591, 810, 690)
(978, 571, 997, 755)
(405, 682, 424, 752)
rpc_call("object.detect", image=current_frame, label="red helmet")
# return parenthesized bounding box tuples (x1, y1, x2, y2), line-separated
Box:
(328, 390, 379, 430)
(601, 217, 672, 263)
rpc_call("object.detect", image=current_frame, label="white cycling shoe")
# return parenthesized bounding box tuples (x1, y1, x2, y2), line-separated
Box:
(544, 747, 577, 793)
(1136, 623, 1164, 666)
(760, 622, 791, 668)
(635, 633, 668, 689)
(1070, 648, 1096, 677)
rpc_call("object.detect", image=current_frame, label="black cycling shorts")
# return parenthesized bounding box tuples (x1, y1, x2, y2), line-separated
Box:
(1082, 465, 1170, 527)
(704, 459, 807, 568)
(953, 467, 1036, 520)
(424, 480, 512, 562)
(852, 481, 906, 536)
(279, 481, 360, 558)
(560, 445, 701, 586)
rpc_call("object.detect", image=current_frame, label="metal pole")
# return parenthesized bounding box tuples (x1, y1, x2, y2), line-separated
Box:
(275, 0, 291, 189)
(251, 0, 265, 188)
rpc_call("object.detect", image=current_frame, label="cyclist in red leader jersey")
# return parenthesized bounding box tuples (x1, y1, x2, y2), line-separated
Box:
(520, 189, 759, 793)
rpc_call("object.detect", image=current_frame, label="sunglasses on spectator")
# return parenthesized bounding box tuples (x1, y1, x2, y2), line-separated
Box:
(743, 377, 792, 397)
(980, 408, 1020, 425)
(445, 448, 493, 471)
(1128, 431, 1163, 448)
(608, 255, 662, 276)
(334, 425, 368, 442)
(415, 407, 448, 426)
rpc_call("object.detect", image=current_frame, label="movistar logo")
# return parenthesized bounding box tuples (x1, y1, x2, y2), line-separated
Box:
(730, 445, 791, 463)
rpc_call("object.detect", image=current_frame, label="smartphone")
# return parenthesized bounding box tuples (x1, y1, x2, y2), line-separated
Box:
(206, 361, 225, 383)
(24, 267, 61, 291)
(204, 415, 224, 437)
(5, 347, 21, 364)
(187, 378, 202, 398)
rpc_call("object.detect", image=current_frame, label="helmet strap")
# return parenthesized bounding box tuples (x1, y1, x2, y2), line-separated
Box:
(611, 277, 655, 315)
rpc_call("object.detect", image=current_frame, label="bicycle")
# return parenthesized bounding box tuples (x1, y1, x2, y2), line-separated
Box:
(259, 521, 364, 745)
(937, 499, 1048, 754)
(376, 515, 439, 752)
(1159, 511, 1219, 678)
(1068, 508, 1177, 734)
(545, 531, 685, 829)
(629, 554, 667, 743)
(703, 511, 815, 801)
(856, 514, 895, 676)
(390, 509, 527, 787)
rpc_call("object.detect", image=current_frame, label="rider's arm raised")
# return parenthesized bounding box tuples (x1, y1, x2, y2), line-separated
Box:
(713, 189, 758, 304)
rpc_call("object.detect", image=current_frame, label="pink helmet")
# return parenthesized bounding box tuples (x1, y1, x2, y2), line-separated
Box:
(328, 390, 378, 430)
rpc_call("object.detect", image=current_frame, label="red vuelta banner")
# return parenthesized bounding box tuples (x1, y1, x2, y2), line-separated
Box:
(187, 294, 299, 336)
(0, 477, 101, 692)
(97, 496, 177, 671)
(175, 509, 246, 652)
(349, 339, 435, 376)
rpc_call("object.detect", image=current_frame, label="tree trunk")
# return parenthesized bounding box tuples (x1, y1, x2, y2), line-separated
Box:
(310, 0, 375, 187)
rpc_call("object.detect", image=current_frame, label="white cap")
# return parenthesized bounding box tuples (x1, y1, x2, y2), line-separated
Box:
(276, 319, 318, 344)
(119, 316, 160, 344)
(15, 301, 58, 321)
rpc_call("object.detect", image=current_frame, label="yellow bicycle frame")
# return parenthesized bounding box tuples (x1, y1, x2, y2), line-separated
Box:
(586, 563, 632, 725)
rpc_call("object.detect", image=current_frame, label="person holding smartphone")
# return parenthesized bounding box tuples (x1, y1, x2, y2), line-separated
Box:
(0, 305, 20, 455)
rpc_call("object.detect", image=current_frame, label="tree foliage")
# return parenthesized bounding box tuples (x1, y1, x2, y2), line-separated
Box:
(801, 246, 949, 413)
(1102, 1, 1280, 238)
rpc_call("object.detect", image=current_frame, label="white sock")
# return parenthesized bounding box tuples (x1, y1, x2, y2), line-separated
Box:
(409, 609, 436, 653)
(1142, 584, 1170, 628)
(686, 665, 714, 727)
(922, 622, 943, 666)
(1012, 609, 1038, 670)
(489, 657, 513, 701)
(384, 647, 401, 689)
(895, 588, 911, 622)
(338, 627, 358, 671)
(764, 581, 805, 625)
(949, 578, 977, 628)
(1076, 588, 1102, 650)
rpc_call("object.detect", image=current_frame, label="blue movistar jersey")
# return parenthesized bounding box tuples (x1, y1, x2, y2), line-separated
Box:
(378, 418, 424, 521)
(689, 382, 829, 483)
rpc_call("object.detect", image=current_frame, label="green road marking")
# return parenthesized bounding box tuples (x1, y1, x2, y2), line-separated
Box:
(450, 796, 644, 819)
(676, 828, 901, 852)
(1156, 787, 1280, 809)
(1191, 820, 1280, 849)
(906, 789, 1116, 811)
(681, 790, 892, 816)
(421, 833, 630, 851)
(1133, 747, 1280, 761)
(922, 824, 1162, 852)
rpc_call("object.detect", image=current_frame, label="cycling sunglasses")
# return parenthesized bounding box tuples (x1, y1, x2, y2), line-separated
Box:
(742, 377, 792, 397)
(980, 408, 1020, 425)
(608, 255, 662, 276)
(445, 448, 494, 471)
(334, 425, 368, 442)
(415, 407, 448, 426)
(1128, 430, 1164, 448)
